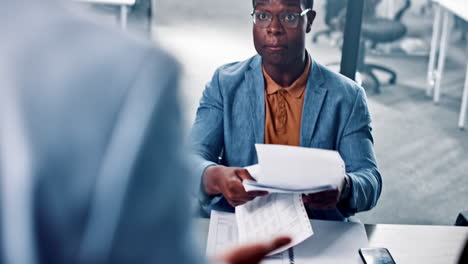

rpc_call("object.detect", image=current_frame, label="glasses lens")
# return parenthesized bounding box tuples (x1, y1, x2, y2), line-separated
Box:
(254, 11, 271, 28)
(280, 13, 299, 28)
(252, 11, 302, 29)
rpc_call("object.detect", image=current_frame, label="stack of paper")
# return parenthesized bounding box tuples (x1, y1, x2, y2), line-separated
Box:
(201, 144, 349, 255)
(243, 174, 336, 194)
(233, 144, 348, 254)
(243, 144, 345, 194)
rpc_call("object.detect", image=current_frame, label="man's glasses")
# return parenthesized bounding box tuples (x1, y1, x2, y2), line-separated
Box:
(251, 9, 311, 29)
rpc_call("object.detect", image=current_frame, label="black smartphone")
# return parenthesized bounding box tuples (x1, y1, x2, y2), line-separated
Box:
(359, 247, 396, 264)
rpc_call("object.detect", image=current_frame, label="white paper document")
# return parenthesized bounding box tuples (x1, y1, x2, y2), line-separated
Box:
(206, 210, 285, 264)
(206, 211, 369, 264)
(235, 193, 313, 255)
(243, 144, 345, 193)
(243, 171, 336, 194)
(205, 210, 239, 258)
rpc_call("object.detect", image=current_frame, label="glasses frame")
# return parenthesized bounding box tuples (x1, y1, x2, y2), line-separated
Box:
(251, 8, 312, 29)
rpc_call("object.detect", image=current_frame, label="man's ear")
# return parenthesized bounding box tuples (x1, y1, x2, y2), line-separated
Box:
(305, 10, 316, 33)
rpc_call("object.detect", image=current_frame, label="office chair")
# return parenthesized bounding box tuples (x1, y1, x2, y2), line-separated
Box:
(358, 0, 411, 93)
(312, 0, 347, 43)
(455, 211, 468, 264)
(459, 239, 468, 264)
(455, 211, 468, 226)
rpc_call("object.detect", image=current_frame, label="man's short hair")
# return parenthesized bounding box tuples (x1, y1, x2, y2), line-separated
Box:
(252, 0, 314, 10)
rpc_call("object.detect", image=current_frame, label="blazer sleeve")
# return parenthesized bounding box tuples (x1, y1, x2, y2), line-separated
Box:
(190, 68, 225, 213)
(337, 87, 382, 217)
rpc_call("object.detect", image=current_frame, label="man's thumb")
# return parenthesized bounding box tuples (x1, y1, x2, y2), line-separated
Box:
(235, 168, 255, 181)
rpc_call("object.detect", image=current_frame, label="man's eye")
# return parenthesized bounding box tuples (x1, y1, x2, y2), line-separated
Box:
(257, 13, 269, 20)
(284, 14, 297, 21)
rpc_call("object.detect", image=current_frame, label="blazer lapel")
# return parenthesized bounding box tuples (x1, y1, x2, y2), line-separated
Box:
(300, 60, 327, 147)
(245, 56, 265, 144)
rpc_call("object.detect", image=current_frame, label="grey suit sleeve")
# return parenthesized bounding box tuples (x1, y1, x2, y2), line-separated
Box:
(190, 69, 225, 212)
(109, 50, 206, 264)
(337, 88, 382, 217)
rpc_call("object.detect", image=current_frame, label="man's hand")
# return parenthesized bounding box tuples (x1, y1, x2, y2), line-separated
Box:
(302, 175, 347, 210)
(217, 236, 291, 264)
(203, 165, 268, 207)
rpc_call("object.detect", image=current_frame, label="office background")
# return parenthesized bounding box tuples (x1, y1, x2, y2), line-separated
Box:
(85, 0, 468, 226)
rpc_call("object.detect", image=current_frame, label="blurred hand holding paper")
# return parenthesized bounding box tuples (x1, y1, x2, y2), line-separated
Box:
(235, 193, 313, 256)
(243, 144, 346, 194)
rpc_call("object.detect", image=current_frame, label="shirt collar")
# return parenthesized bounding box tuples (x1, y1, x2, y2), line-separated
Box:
(262, 53, 311, 99)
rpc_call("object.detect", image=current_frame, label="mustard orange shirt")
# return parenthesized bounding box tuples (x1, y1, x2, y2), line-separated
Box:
(264, 57, 311, 146)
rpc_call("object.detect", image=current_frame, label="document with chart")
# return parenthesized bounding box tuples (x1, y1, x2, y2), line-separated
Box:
(206, 211, 369, 264)
(235, 193, 313, 255)
(206, 210, 289, 264)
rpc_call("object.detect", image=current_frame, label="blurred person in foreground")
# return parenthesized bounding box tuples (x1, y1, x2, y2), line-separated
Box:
(192, 0, 381, 220)
(0, 0, 289, 263)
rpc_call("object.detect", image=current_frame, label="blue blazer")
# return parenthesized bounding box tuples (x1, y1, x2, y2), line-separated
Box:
(191, 55, 382, 220)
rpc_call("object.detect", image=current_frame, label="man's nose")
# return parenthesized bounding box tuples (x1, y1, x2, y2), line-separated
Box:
(267, 15, 284, 35)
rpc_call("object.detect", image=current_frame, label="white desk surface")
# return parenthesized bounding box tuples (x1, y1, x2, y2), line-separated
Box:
(365, 223, 468, 264)
(74, 0, 136, 6)
(432, 0, 468, 21)
(194, 218, 468, 264)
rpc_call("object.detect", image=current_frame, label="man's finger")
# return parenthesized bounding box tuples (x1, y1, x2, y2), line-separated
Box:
(229, 201, 243, 207)
(227, 196, 249, 205)
(230, 198, 251, 204)
(226, 185, 255, 199)
(247, 191, 269, 197)
(228, 198, 251, 207)
(235, 168, 256, 181)
(226, 178, 247, 195)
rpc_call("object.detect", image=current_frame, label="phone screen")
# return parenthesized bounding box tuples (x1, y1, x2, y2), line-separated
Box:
(359, 248, 396, 264)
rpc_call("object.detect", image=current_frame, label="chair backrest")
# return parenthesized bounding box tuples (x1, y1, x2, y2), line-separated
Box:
(363, 0, 382, 18)
(393, 0, 411, 21)
(363, 0, 411, 21)
(324, 0, 347, 25)
(455, 211, 468, 226)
